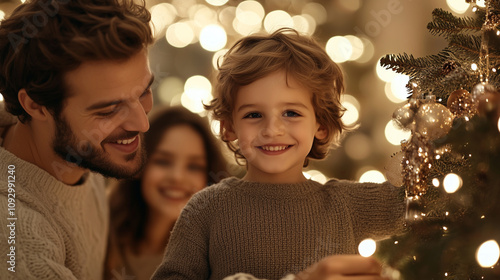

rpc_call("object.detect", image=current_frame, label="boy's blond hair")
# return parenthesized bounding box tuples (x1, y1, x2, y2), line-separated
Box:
(205, 28, 347, 166)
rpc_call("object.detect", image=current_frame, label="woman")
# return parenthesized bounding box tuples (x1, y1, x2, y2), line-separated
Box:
(105, 106, 228, 280)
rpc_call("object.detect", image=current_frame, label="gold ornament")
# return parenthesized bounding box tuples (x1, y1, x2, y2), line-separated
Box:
(415, 102, 454, 140)
(392, 103, 415, 129)
(401, 133, 434, 196)
(446, 89, 476, 118)
(477, 87, 500, 121)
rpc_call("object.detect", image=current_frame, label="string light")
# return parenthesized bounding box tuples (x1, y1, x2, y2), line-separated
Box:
(358, 239, 377, 257)
(476, 240, 500, 268)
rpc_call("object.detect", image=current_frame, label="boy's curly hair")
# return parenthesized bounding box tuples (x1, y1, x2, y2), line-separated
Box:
(205, 28, 348, 166)
(0, 0, 153, 123)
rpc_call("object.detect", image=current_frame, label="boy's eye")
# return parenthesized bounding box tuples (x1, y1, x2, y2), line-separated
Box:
(283, 110, 300, 117)
(243, 112, 262, 119)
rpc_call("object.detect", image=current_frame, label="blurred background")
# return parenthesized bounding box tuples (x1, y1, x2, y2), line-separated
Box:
(0, 0, 479, 183)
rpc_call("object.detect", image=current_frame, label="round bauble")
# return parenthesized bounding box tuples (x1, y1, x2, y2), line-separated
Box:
(392, 103, 415, 129)
(447, 89, 475, 117)
(477, 88, 500, 120)
(415, 102, 454, 140)
(471, 82, 495, 103)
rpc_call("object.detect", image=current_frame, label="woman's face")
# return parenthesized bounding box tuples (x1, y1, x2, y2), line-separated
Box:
(141, 125, 208, 219)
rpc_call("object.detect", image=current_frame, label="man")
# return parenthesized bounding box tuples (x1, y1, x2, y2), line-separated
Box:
(0, 0, 153, 278)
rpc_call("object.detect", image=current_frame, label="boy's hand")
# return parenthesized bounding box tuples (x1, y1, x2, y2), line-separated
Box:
(295, 255, 388, 280)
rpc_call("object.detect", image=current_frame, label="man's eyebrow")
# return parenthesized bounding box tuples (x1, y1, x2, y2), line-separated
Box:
(85, 75, 155, 111)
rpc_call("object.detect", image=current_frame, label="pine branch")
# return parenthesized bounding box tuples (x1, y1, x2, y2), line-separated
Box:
(380, 53, 447, 77)
(427, 8, 483, 37)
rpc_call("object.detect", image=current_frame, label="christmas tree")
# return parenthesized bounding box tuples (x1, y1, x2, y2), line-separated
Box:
(375, 0, 500, 279)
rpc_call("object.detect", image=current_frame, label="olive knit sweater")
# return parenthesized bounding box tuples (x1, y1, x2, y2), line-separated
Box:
(151, 176, 405, 280)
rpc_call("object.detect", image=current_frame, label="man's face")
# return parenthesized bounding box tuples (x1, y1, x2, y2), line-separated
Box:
(52, 50, 153, 178)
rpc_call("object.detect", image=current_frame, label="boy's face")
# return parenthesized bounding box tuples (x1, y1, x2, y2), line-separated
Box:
(224, 70, 326, 183)
(51, 50, 153, 179)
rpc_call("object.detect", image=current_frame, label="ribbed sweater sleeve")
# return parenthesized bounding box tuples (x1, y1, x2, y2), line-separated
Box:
(151, 177, 405, 280)
(0, 146, 108, 280)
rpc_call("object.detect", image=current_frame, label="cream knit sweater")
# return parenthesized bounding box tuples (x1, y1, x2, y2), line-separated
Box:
(152, 177, 405, 280)
(0, 107, 108, 279)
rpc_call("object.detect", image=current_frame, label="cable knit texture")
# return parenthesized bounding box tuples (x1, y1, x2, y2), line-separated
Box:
(151, 177, 405, 280)
(0, 107, 108, 279)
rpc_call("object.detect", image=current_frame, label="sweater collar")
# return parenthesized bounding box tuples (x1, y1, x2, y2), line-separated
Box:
(223, 177, 323, 200)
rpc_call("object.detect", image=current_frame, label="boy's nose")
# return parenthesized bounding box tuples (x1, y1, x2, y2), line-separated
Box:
(261, 116, 285, 137)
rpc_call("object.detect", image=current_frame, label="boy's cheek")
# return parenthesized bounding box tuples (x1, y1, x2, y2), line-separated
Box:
(239, 140, 257, 162)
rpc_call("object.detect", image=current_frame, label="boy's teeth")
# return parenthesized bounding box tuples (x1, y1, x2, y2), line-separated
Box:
(262, 145, 287, 151)
(116, 137, 135, 145)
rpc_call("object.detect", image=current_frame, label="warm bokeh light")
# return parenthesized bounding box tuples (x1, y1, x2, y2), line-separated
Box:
(219, 6, 236, 28)
(476, 240, 500, 268)
(181, 75, 213, 113)
(166, 21, 195, 48)
(341, 102, 359, 126)
(150, 3, 177, 37)
(443, 173, 463, 193)
(291, 15, 310, 34)
(205, 0, 229, 6)
(385, 120, 412, 146)
(302, 2, 327, 25)
(233, 1, 264, 35)
(432, 178, 440, 187)
(345, 35, 364, 61)
(264, 10, 293, 33)
(326, 36, 352, 63)
(342, 94, 361, 110)
(299, 14, 317, 35)
(0, 93, 4, 102)
(359, 169, 386, 183)
(303, 170, 328, 184)
(236, 1, 265, 26)
(356, 38, 375, 63)
(376, 58, 398, 82)
(192, 4, 218, 28)
(471, 63, 478, 71)
(345, 133, 371, 160)
(358, 239, 377, 257)
(385, 74, 410, 103)
(446, 0, 470, 14)
(0, 10, 5, 21)
(210, 117, 221, 136)
(212, 49, 228, 70)
(157, 77, 184, 104)
(171, 0, 195, 18)
(199, 24, 227, 51)
(497, 117, 500, 132)
(475, 0, 486, 7)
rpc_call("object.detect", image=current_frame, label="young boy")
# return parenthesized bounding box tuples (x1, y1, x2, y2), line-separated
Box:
(151, 28, 405, 280)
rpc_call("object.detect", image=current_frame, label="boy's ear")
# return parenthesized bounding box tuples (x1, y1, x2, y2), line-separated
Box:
(221, 120, 237, 141)
(315, 125, 327, 140)
(18, 89, 51, 121)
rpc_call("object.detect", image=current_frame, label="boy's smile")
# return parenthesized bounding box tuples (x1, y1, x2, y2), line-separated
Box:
(225, 70, 327, 183)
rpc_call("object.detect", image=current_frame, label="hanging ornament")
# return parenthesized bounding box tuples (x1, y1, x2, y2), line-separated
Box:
(415, 99, 454, 140)
(401, 133, 434, 197)
(392, 103, 415, 129)
(471, 82, 495, 103)
(477, 87, 500, 120)
(447, 89, 476, 118)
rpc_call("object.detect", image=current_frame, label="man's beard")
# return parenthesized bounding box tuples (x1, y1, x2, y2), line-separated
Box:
(52, 116, 146, 179)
